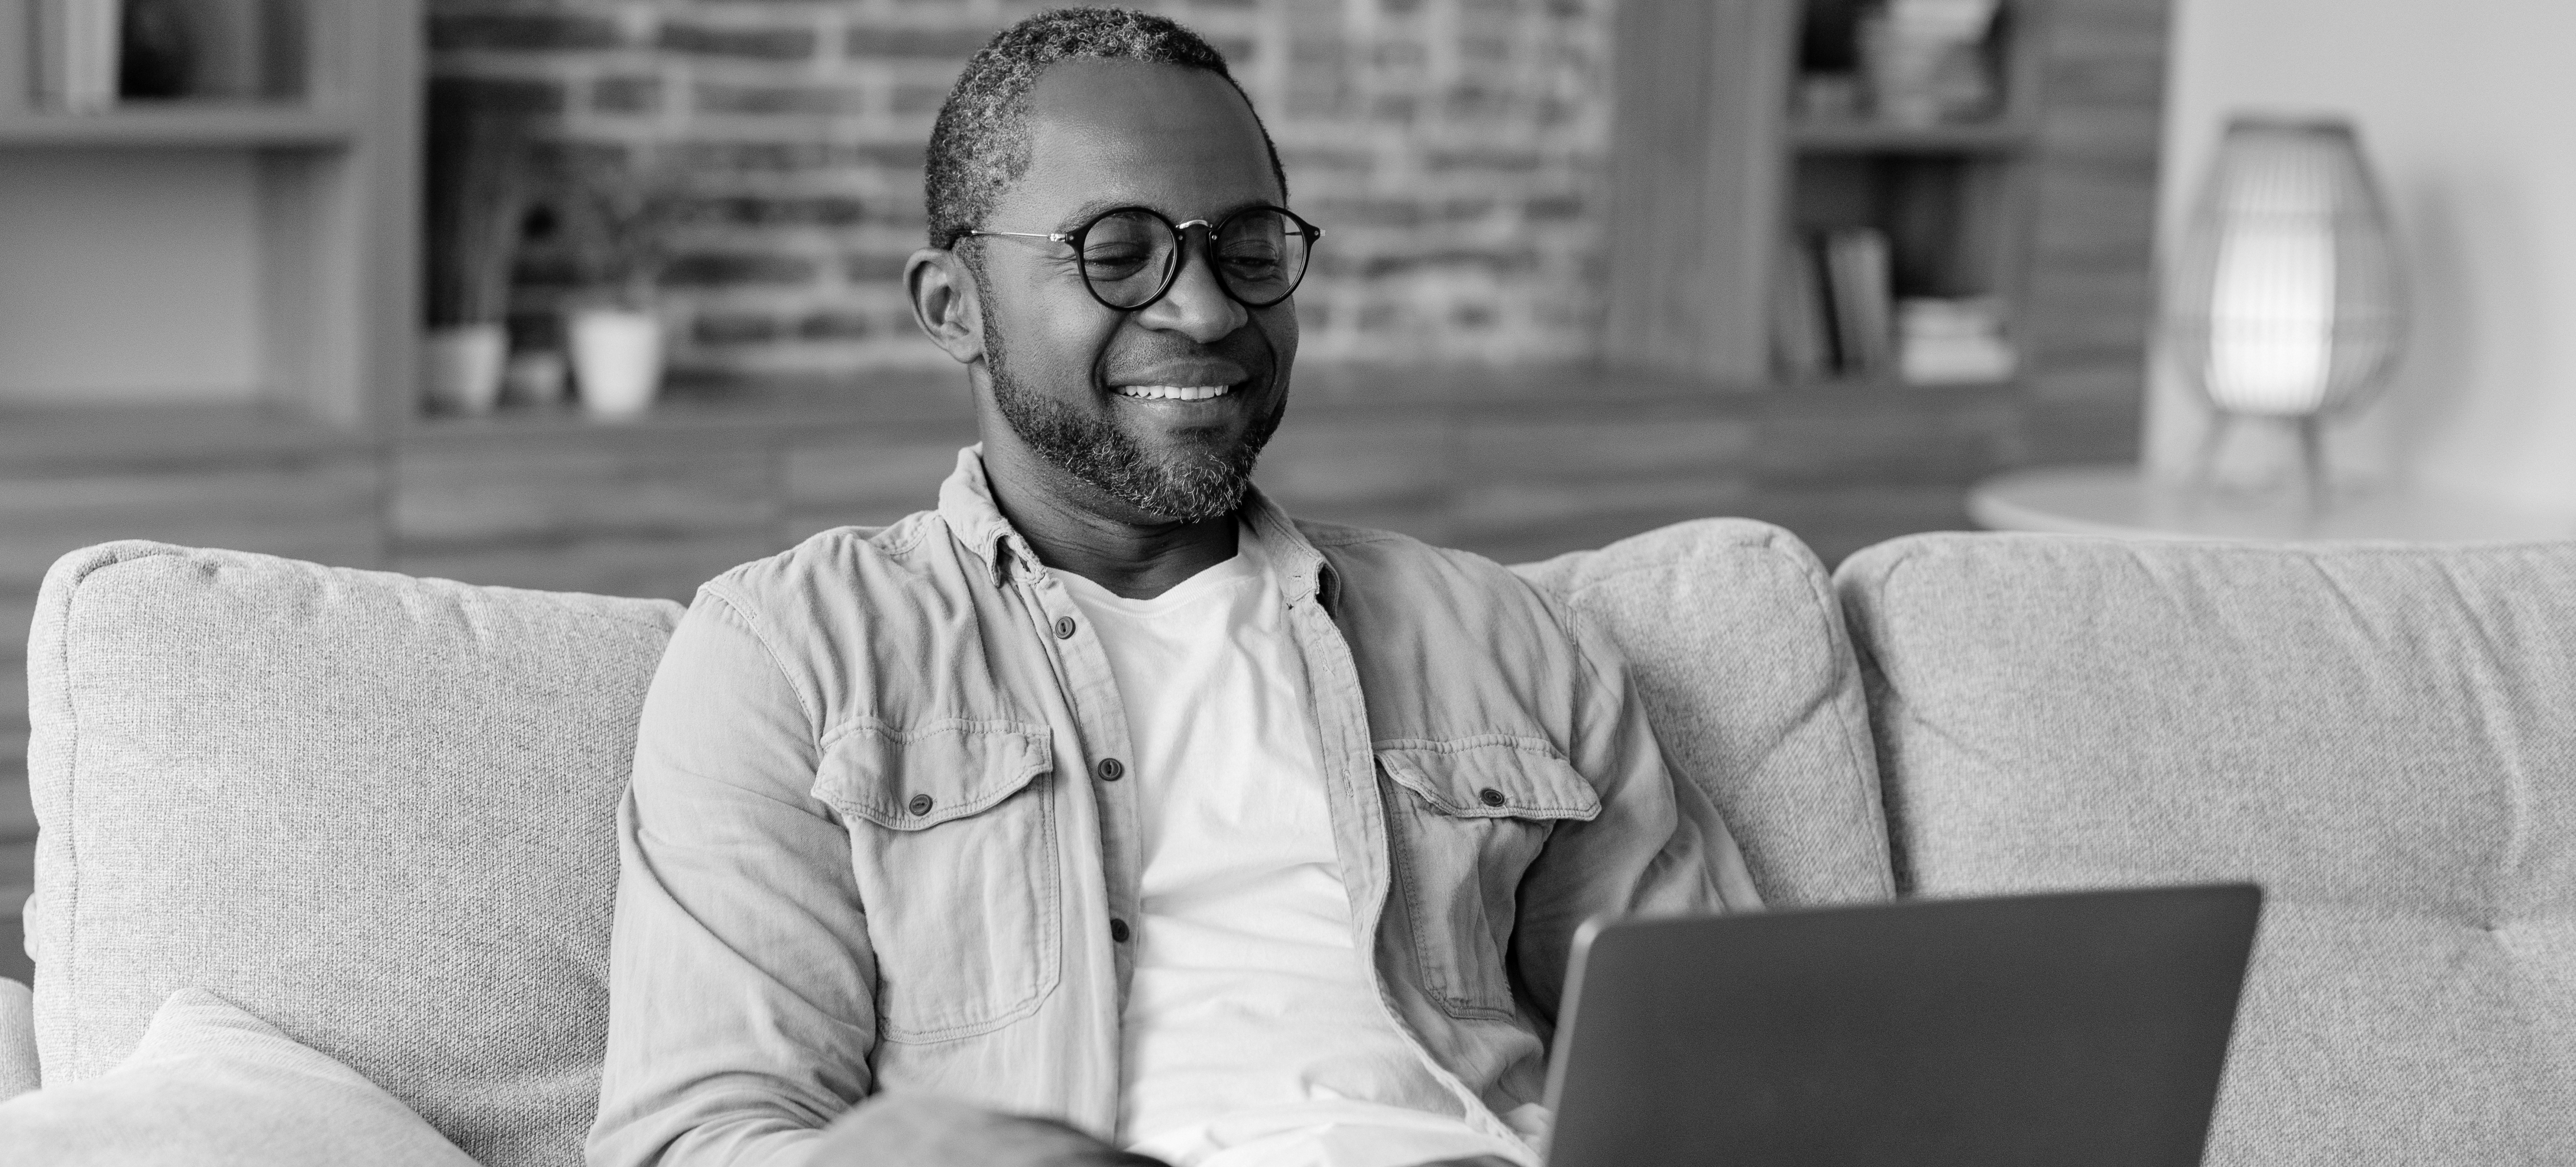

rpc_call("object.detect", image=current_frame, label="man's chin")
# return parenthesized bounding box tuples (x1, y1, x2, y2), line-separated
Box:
(990, 353, 1283, 524)
(1090, 393, 1283, 522)
(1107, 448, 1258, 524)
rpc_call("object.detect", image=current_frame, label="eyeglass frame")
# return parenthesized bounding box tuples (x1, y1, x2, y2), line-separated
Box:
(964, 204, 1326, 312)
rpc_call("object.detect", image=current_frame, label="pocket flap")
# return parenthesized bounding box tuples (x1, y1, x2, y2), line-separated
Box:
(1376, 737, 1602, 822)
(812, 719, 1054, 830)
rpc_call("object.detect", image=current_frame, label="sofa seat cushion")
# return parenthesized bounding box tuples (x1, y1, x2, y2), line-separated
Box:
(0, 988, 478, 1165)
(1836, 533, 2576, 1165)
(26, 542, 683, 1167)
(1516, 519, 1891, 907)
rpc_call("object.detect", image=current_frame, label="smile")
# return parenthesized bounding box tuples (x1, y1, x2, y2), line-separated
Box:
(1115, 384, 1235, 401)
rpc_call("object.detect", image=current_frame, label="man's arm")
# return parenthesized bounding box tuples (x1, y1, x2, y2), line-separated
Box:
(589, 590, 877, 1167)
(1509, 606, 1763, 1023)
(800, 1096, 1167, 1167)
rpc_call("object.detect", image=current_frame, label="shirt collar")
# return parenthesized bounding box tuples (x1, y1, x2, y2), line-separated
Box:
(936, 445, 1342, 611)
(936, 445, 1041, 589)
(1236, 477, 1341, 614)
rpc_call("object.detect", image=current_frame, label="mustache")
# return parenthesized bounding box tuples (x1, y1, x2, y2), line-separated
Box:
(1097, 330, 1274, 388)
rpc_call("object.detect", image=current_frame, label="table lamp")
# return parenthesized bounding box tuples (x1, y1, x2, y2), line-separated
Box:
(2163, 116, 2407, 510)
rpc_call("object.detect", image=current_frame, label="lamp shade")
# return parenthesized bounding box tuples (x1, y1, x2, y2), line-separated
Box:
(2165, 117, 2405, 419)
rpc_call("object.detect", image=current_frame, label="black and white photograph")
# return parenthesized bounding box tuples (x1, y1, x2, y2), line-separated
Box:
(0, 1, 2567, 1164)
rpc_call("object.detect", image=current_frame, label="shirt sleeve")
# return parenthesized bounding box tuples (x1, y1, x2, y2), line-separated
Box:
(1507, 603, 1763, 1024)
(588, 588, 876, 1167)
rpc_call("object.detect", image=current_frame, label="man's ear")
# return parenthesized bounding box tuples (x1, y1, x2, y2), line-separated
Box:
(904, 247, 985, 365)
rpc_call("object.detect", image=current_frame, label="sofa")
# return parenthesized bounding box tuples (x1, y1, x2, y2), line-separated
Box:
(2, 520, 2569, 1164)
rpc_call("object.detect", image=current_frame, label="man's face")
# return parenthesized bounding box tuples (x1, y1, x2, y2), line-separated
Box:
(969, 60, 1297, 524)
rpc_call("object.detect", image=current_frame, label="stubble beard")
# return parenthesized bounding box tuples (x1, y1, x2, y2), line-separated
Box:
(981, 307, 1284, 524)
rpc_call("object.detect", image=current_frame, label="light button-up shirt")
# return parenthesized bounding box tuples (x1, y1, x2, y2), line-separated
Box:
(588, 448, 1760, 1167)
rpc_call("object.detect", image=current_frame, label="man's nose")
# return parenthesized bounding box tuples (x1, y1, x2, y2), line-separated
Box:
(1135, 236, 1249, 343)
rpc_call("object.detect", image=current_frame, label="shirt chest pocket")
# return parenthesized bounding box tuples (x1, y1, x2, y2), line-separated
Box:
(812, 719, 1062, 1044)
(1378, 738, 1602, 1020)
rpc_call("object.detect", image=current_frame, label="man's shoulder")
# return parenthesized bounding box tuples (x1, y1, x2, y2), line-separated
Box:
(1287, 518, 1618, 750)
(1291, 516, 1571, 635)
(698, 508, 956, 617)
(1294, 516, 1500, 576)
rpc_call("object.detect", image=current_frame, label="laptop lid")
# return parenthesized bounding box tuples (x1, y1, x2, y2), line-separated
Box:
(1541, 884, 2262, 1167)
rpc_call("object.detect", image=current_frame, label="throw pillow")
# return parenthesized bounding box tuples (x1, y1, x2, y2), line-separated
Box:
(0, 988, 477, 1166)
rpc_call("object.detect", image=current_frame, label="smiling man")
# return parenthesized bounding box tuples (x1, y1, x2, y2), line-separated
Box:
(588, 10, 1758, 1167)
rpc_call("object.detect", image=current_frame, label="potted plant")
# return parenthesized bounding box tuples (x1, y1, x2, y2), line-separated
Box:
(551, 151, 685, 418)
(423, 79, 530, 414)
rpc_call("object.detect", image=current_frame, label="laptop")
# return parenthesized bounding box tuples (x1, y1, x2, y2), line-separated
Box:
(1540, 884, 2263, 1167)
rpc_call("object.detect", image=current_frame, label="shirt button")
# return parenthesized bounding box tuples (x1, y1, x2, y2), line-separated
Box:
(1479, 787, 1507, 808)
(1054, 616, 1077, 639)
(1096, 758, 1125, 781)
(907, 793, 935, 816)
(1109, 919, 1131, 943)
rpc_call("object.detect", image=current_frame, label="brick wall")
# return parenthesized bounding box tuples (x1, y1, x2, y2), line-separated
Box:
(428, 0, 1614, 381)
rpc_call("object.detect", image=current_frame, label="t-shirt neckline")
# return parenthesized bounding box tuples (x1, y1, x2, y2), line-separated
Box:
(1049, 520, 1264, 616)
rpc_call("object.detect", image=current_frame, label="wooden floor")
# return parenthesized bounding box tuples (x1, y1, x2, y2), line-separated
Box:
(0, 363, 2129, 985)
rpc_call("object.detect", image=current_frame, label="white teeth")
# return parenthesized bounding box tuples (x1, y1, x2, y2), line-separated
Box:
(1116, 384, 1233, 401)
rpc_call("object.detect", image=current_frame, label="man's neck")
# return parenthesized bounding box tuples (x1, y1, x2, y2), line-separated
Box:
(979, 439, 1240, 601)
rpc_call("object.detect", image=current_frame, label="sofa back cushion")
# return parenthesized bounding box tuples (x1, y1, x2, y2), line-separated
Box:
(26, 542, 682, 1167)
(1516, 519, 1891, 907)
(1836, 532, 2576, 1165)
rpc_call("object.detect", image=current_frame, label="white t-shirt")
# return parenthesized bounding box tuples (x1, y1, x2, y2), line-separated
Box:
(1050, 524, 1538, 1167)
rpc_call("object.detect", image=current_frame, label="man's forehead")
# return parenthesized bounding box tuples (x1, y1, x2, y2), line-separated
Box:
(1005, 59, 1278, 220)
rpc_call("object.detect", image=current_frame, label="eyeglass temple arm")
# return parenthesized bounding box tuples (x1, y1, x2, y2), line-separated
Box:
(964, 230, 1073, 243)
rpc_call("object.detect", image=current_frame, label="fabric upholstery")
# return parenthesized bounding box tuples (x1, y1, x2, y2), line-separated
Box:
(1, 977, 34, 1100)
(1517, 519, 1892, 907)
(1836, 532, 2576, 1166)
(0, 987, 478, 1166)
(25, 541, 683, 1167)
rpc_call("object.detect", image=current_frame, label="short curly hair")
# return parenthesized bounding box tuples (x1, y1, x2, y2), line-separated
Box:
(923, 7, 1286, 249)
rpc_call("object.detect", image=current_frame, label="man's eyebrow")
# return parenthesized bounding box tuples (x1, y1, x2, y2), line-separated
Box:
(1047, 195, 1278, 233)
(1051, 198, 1132, 231)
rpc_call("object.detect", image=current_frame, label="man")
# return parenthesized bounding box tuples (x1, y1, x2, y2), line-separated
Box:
(589, 9, 1759, 1167)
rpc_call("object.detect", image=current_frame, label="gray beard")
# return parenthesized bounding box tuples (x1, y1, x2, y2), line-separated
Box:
(982, 313, 1282, 524)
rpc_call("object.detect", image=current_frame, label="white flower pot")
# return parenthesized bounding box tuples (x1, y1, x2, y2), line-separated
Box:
(423, 323, 506, 415)
(570, 309, 664, 418)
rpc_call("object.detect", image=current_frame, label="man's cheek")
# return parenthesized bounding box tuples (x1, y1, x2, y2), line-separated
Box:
(1254, 308, 1298, 374)
(1041, 317, 1124, 391)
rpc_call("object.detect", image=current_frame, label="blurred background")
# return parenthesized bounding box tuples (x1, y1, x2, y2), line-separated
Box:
(5, 0, 2576, 982)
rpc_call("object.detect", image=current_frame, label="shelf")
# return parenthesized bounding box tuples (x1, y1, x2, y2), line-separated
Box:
(0, 103, 361, 148)
(400, 371, 971, 442)
(1790, 118, 2036, 155)
(1769, 374, 2017, 395)
(393, 364, 2030, 449)
(0, 402, 375, 472)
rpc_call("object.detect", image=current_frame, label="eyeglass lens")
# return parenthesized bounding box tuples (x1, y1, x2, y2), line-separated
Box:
(1078, 208, 1311, 310)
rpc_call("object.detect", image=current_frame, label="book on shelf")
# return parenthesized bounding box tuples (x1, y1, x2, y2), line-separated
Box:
(30, 0, 306, 112)
(1897, 296, 2018, 384)
(1770, 234, 1834, 382)
(1821, 227, 1896, 378)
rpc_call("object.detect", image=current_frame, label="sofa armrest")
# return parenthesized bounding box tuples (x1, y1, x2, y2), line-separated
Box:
(0, 979, 35, 1100)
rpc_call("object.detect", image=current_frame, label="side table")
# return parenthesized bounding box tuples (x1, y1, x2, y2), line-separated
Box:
(1969, 464, 2576, 543)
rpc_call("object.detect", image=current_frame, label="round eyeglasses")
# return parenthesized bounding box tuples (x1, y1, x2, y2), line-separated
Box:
(966, 205, 1324, 312)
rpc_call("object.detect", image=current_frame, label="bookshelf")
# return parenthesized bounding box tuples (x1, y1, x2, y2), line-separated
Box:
(1607, 0, 2170, 424)
(1790, 119, 2035, 154)
(0, 101, 360, 145)
(0, 0, 418, 427)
